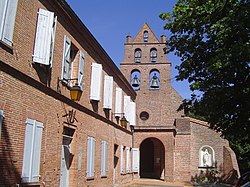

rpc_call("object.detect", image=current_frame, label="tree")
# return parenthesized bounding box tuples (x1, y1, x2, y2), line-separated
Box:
(160, 0, 250, 172)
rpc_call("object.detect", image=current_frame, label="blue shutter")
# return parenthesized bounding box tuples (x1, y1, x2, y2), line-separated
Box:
(62, 35, 71, 82)
(31, 121, 43, 182)
(0, 0, 18, 46)
(90, 63, 102, 101)
(0, 110, 4, 140)
(33, 9, 54, 65)
(78, 51, 85, 88)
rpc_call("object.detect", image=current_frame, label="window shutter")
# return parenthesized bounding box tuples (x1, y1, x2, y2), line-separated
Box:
(86, 137, 95, 178)
(90, 63, 102, 101)
(124, 96, 131, 123)
(22, 119, 35, 182)
(103, 75, 113, 109)
(62, 35, 71, 82)
(49, 16, 57, 67)
(120, 145, 124, 174)
(0, 0, 18, 46)
(132, 148, 139, 172)
(78, 51, 85, 88)
(78, 145, 82, 171)
(0, 110, 4, 141)
(33, 8, 54, 65)
(115, 88, 122, 117)
(129, 101, 136, 126)
(101, 141, 108, 176)
(126, 147, 131, 173)
(31, 121, 43, 182)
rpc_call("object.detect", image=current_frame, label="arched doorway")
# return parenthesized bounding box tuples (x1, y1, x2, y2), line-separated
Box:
(140, 138, 165, 179)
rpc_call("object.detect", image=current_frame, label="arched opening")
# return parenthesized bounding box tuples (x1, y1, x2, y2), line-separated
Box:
(149, 69, 160, 90)
(143, 31, 148, 42)
(131, 69, 141, 90)
(150, 48, 157, 62)
(140, 138, 165, 179)
(134, 48, 142, 63)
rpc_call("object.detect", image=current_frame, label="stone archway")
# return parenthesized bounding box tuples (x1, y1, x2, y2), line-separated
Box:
(140, 138, 165, 179)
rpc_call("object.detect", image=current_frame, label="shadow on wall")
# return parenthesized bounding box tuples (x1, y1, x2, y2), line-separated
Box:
(0, 120, 21, 186)
(191, 167, 238, 186)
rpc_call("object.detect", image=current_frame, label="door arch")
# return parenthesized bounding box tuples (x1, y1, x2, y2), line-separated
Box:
(140, 138, 165, 179)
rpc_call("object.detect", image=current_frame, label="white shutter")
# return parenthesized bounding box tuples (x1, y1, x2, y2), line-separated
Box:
(61, 35, 71, 82)
(22, 119, 43, 182)
(120, 145, 124, 174)
(49, 16, 57, 67)
(31, 121, 43, 182)
(103, 75, 113, 109)
(129, 101, 136, 126)
(126, 147, 131, 173)
(0, 0, 18, 46)
(78, 145, 82, 170)
(132, 148, 139, 173)
(90, 63, 102, 101)
(78, 51, 85, 88)
(86, 137, 95, 178)
(124, 96, 131, 123)
(32, 8, 54, 65)
(0, 110, 3, 139)
(115, 88, 122, 117)
(101, 141, 108, 176)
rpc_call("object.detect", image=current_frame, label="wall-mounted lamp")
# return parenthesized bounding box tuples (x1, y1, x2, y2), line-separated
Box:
(113, 113, 128, 128)
(57, 78, 82, 102)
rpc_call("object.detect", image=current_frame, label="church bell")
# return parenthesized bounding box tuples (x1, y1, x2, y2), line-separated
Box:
(131, 75, 140, 87)
(150, 73, 159, 88)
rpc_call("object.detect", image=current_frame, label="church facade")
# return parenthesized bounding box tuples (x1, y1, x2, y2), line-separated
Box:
(0, 0, 239, 186)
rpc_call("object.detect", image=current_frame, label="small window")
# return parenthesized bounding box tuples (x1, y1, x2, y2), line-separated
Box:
(143, 31, 148, 42)
(134, 48, 142, 63)
(140, 111, 149, 120)
(150, 48, 157, 62)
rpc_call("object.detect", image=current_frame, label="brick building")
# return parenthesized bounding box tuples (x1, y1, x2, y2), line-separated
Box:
(0, 1, 239, 187)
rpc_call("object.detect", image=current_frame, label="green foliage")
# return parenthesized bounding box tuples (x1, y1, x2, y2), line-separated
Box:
(160, 0, 250, 172)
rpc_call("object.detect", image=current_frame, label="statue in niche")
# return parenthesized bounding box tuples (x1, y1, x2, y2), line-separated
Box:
(202, 148, 212, 167)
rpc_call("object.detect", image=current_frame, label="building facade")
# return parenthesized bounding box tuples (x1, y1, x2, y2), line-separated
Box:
(120, 23, 239, 182)
(0, 0, 239, 187)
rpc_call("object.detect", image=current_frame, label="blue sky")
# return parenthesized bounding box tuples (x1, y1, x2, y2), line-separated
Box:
(66, 0, 191, 99)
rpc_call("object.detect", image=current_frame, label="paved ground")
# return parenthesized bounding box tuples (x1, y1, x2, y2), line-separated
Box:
(121, 178, 193, 187)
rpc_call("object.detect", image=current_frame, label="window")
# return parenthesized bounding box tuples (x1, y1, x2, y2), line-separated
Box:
(140, 111, 149, 121)
(32, 8, 57, 66)
(61, 35, 85, 89)
(0, 110, 4, 139)
(126, 147, 131, 173)
(103, 75, 113, 109)
(150, 48, 157, 62)
(0, 0, 18, 46)
(123, 96, 136, 126)
(143, 31, 148, 42)
(101, 140, 108, 177)
(90, 63, 102, 101)
(199, 145, 215, 167)
(86, 136, 95, 178)
(132, 148, 139, 172)
(22, 119, 43, 183)
(134, 48, 142, 63)
(115, 87, 122, 117)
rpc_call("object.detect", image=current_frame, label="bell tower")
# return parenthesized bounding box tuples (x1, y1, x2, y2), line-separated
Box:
(120, 23, 183, 127)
